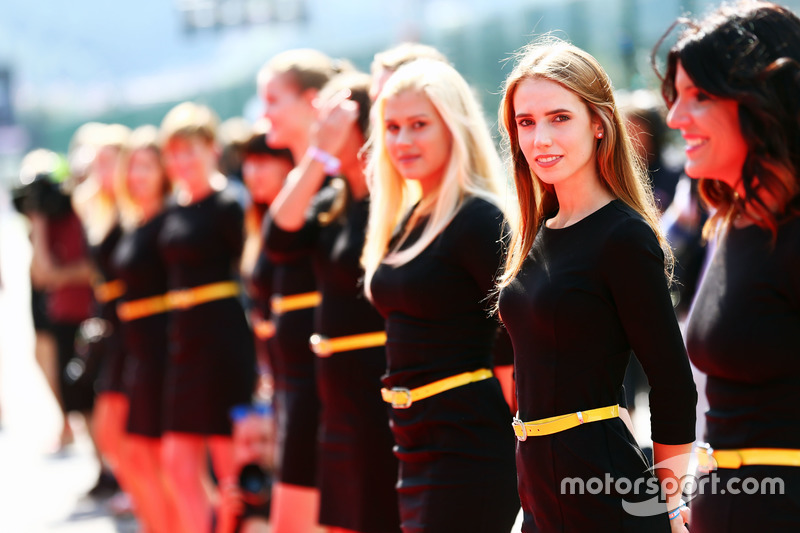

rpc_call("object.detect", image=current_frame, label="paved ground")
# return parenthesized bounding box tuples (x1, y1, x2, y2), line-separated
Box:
(0, 189, 136, 533)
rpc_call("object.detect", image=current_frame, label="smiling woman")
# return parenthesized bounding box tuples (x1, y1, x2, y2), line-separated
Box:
(362, 58, 520, 533)
(497, 38, 697, 532)
(657, 2, 800, 531)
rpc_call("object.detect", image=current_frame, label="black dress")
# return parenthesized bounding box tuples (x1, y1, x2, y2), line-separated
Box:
(498, 200, 697, 532)
(686, 217, 800, 532)
(370, 197, 520, 533)
(112, 214, 169, 438)
(265, 187, 400, 533)
(92, 224, 126, 394)
(159, 190, 256, 436)
(256, 213, 319, 487)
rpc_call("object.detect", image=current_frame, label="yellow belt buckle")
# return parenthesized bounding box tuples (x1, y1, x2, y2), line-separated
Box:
(309, 334, 332, 357)
(389, 387, 412, 409)
(168, 289, 194, 310)
(512, 416, 527, 441)
(696, 443, 718, 473)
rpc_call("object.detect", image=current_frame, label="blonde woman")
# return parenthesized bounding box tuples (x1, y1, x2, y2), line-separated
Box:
(72, 123, 132, 499)
(362, 59, 520, 532)
(496, 39, 696, 532)
(112, 125, 178, 532)
(158, 102, 256, 533)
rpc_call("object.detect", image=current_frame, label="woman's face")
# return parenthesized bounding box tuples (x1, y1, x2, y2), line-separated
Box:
(127, 148, 166, 206)
(666, 62, 748, 188)
(260, 72, 316, 151)
(243, 154, 293, 205)
(383, 89, 452, 195)
(513, 77, 602, 189)
(94, 145, 120, 195)
(162, 135, 216, 192)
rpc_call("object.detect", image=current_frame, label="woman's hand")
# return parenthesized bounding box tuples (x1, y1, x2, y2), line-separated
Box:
(669, 505, 690, 532)
(311, 89, 359, 158)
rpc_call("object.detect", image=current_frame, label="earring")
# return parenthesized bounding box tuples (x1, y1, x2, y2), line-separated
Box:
(596, 132, 604, 139)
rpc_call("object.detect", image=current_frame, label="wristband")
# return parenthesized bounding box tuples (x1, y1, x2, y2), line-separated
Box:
(307, 146, 341, 176)
(668, 499, 687, 521)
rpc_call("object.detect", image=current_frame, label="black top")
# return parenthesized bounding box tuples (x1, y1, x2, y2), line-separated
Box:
(499, 199, 696, 445)
(371, 196, 509, 388)
(687, 217, 800, 449)
(159, 191, 244, 290)
(112, 214, 169, 351)
(91, 223, 125, 393)
(157, 189, 255, 434)
(265, 187, 384, 337)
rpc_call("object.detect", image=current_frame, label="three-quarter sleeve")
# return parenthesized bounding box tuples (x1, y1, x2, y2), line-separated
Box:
(601, 218, 697, 445)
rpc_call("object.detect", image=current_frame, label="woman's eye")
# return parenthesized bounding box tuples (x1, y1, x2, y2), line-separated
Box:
(386, 124, 399, 133)
(517, 118, 533, 127)
(695, 91, 711, 102)
(412, 120, 427, 129)
(553, 114, 570, 123)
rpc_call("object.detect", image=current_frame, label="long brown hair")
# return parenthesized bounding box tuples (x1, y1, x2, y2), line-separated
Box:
(498, 38, 669, 287)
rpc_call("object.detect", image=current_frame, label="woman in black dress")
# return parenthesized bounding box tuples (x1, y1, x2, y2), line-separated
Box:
(361, 59, 520, 533)
(496, 40, 697, 532)
(113, 125, 178, 533)
(240, 128, 293, 391)
(158, 102, 256, 533)
(659, 2, 800, 530)
(266, 72, 400, 533)
(256, 48, 343, 532)
(72, 123, 131, 496)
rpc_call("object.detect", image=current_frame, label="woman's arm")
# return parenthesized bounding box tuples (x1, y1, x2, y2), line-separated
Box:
(269, 92, 359, 232)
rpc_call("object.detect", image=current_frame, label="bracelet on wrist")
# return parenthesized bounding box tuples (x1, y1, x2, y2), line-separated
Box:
(667, 499, 687, 521)
(307, 146, 341, 176)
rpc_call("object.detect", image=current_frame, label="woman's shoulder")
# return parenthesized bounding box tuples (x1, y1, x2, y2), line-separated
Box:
(452, 195, 505, 228)
(601, 200, 662, 260)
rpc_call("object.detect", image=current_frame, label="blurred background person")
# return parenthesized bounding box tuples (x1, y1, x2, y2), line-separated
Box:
(265, 72, 400, 533)
(12, 148, 94, 455)
(112, 125, 178, 533)
(158, 102, 256, 533)
(239, 125, 294, 401)
(72, 123, 132, 505)
(369, 42, 449, 101)
(256, 48, 345, 533)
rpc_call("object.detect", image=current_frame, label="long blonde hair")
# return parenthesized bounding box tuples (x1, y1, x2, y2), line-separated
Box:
(72, 123, 130, 245)
(498, 38, 670, 287)
(362, 59, 507, 298)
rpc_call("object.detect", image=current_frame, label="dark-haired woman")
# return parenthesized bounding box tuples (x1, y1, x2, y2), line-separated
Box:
(240, 127, 294, 393)
(266, 72, 400, 533)
(660, 2, 800, 531)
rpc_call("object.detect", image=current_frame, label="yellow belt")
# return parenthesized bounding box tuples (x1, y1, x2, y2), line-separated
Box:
(95, 280, 126, 303)
(381, 368, 493, 409)
(512, 405, 620, 440)
(696, 444, 800, 470)
(253, 319, 276, 340)
(270, 291, 322, 314)
(310, 331, 386, 357)
(167, 281, 240, 310)
(117, 281, 239, 322)
(117, 294, 170, 322)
